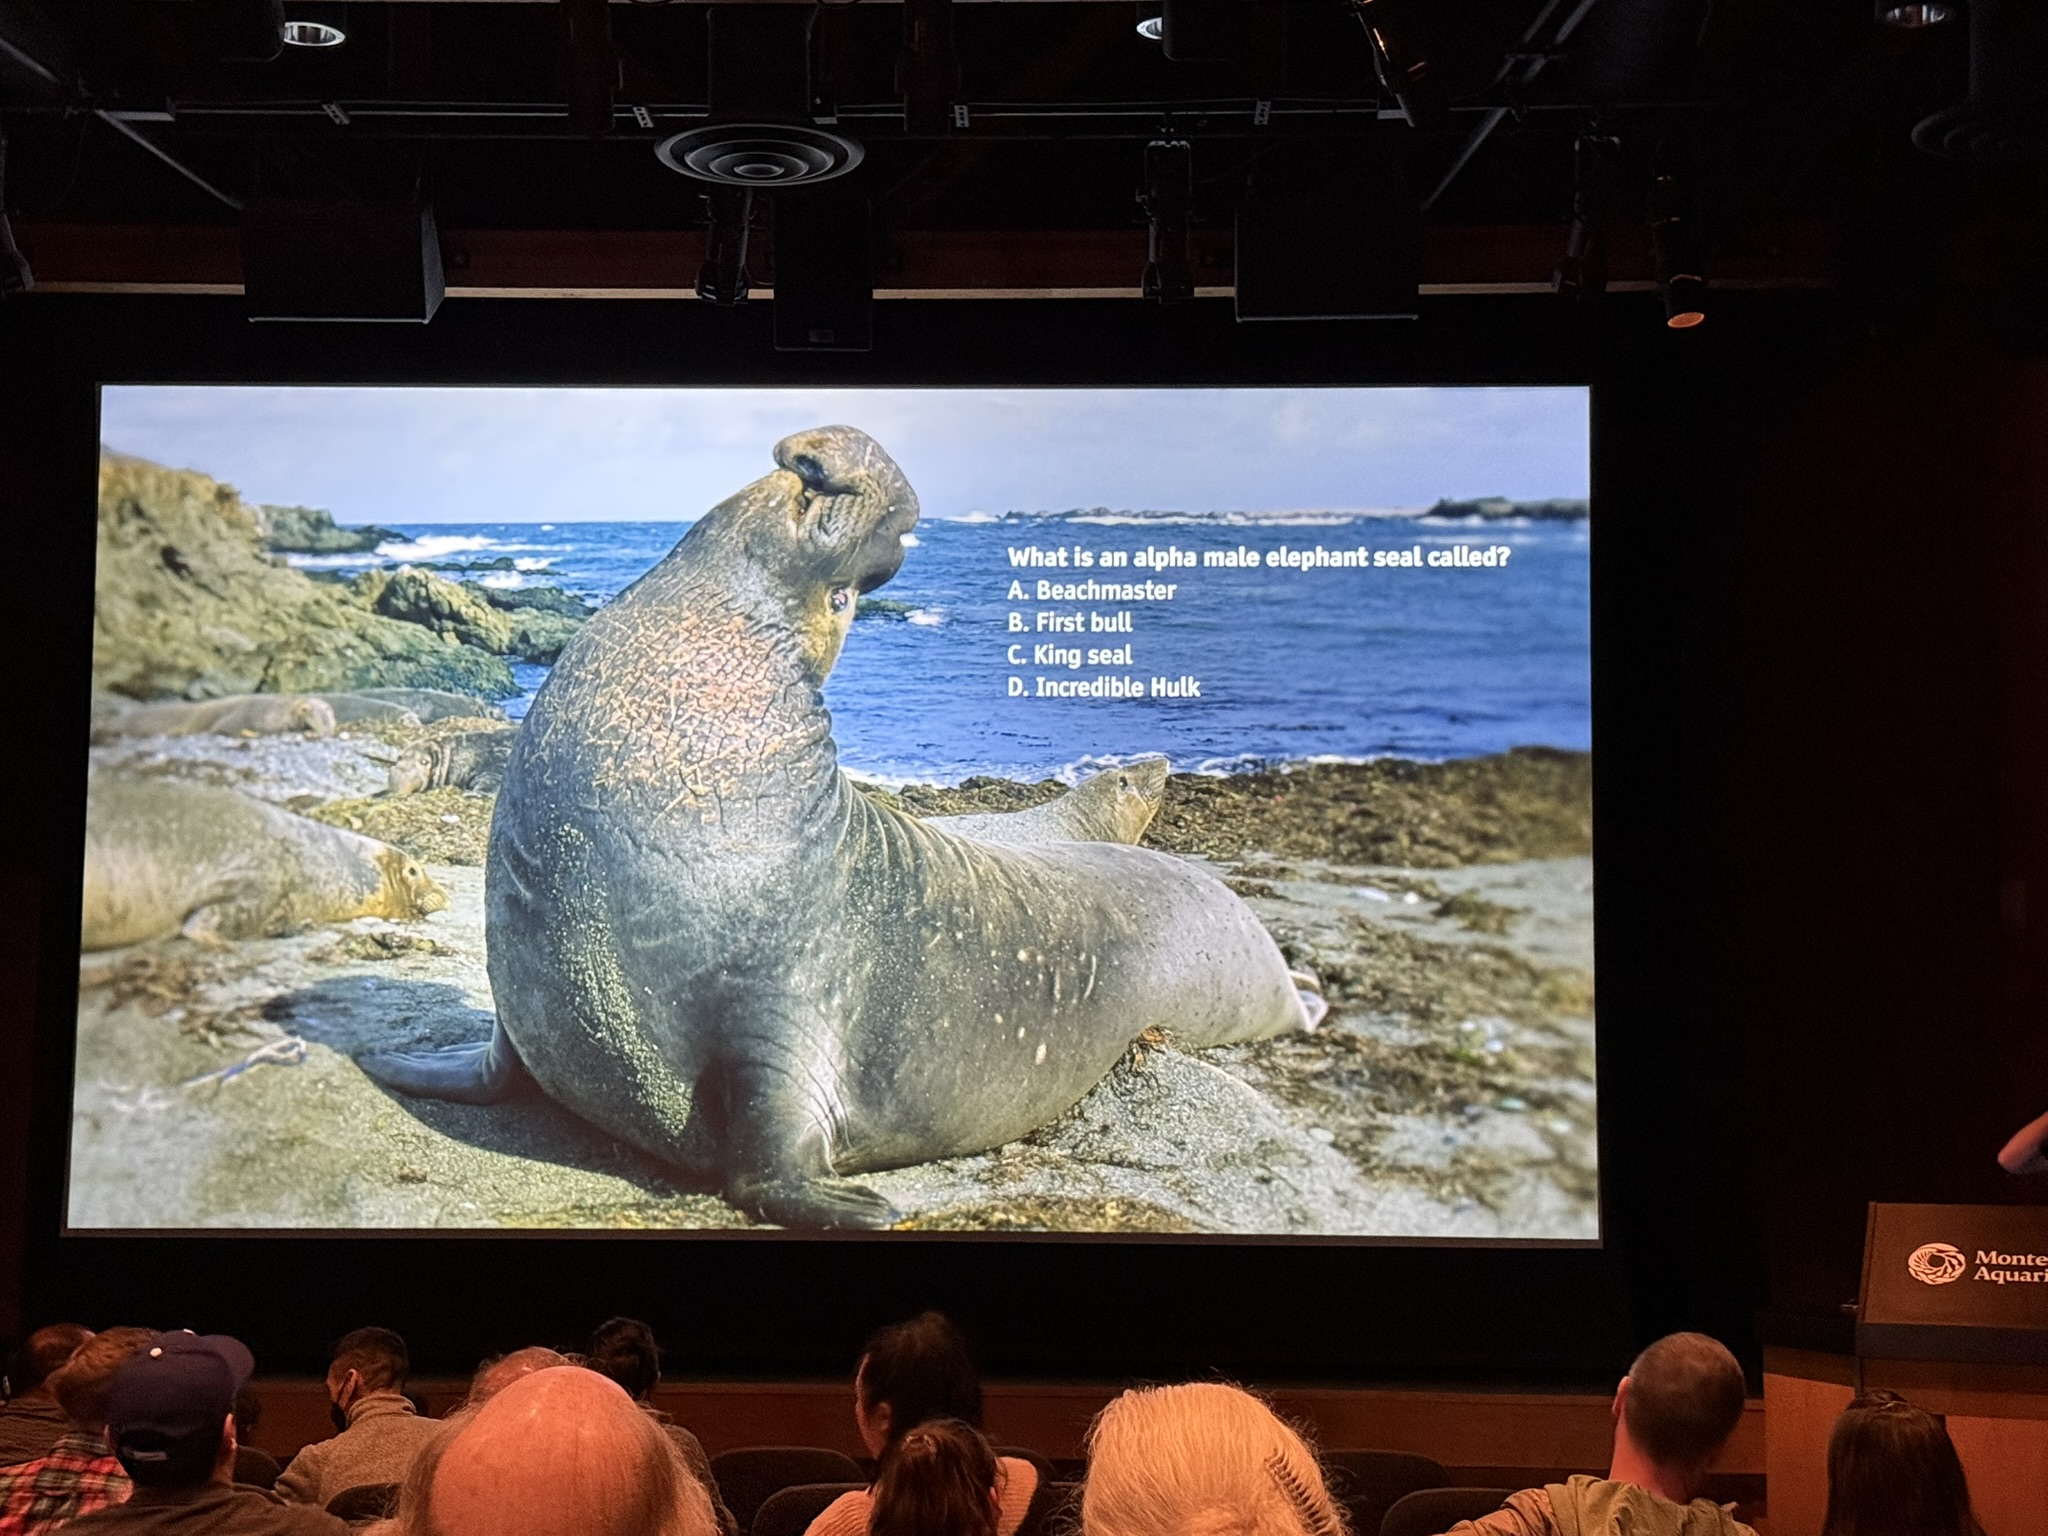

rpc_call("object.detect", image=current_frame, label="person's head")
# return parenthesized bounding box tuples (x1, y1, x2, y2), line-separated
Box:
(1612, 1333, 1747, 1495)
(105, 1332, 254, 1491)
(854, 1313, 981, 1458)
(871, 1419, 1000, 1536)
(586, 1319, 661, 1403)
(1822, 1392, 1984, 1536)
(48, 1327, 153, 1435)
(466, 1347, 572, 1408)
(1082, 1382, 1346, 1536)
(7, 1324, 94, 1401)
(396, 1366, 717, 1536)
(328, 1327, 410, 1417)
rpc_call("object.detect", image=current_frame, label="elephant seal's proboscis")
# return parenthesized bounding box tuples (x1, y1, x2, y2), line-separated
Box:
(360, 427, 1322, 1228)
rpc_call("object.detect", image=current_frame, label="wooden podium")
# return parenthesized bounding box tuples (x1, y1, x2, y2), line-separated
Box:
(1764, 1203, 2048, 1536)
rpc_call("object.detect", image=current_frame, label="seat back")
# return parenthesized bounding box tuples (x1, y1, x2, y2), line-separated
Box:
(1019, 1480, 1082, 1536)
(1320, 1450, 1449, 1536)
(752, 1482, 865, 1536)
(324, 1482, 402, 1526)
(713, 1447, 867, 1536)
(1378, 1487, 1516, 1536)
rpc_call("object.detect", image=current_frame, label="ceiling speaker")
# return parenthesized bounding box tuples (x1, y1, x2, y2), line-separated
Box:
(656, 126, 863, 188)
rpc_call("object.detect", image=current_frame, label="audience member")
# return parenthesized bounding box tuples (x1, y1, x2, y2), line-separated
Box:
(870, 1420, 1001, 1536)
(0, 1328, 151, 1535)
(64, 1331, 346, 1534)
(391, 1365, 715, 1536)
(807, 1312, 1037, 1536)
(231, 1389, 281, 1491)
(584, 1318, 738, 1536)
(1081, 1382, 1345, 1536)
(0, 1328, 95, 1469)
(1443, 1333, 1753, 1536)
(462, 1348, 570, 1408)
(276, 1328, 437, 1508)
(1821, 1392, 1984, 1536)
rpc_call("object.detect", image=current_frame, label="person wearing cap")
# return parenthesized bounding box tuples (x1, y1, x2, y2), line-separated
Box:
(275, 1328, 436, 1508)
(0, 1327, 95, 1470)
(64, 1332, 346, 1536)
(0, 1328, 151, 1535)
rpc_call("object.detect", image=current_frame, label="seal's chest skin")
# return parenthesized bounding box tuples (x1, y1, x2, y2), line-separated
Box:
(366, 426, 1309, 1230)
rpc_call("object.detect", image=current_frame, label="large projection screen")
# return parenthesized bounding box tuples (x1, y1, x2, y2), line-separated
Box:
(70, 385, 1594, 1240)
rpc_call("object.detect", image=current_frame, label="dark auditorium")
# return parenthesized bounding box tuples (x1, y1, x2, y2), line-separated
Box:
(5, 1, 2048, 1533)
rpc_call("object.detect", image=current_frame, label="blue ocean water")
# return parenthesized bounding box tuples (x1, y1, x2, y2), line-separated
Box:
(296, 511, 1590, 785)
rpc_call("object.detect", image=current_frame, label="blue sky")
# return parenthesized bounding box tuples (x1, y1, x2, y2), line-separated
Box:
(100, 385, 1589, 524)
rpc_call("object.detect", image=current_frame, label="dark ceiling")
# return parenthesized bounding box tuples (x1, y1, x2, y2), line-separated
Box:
(0, 0, 2039, 317)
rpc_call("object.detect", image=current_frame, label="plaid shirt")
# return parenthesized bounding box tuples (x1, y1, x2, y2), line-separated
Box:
(0, 1430, 130, 1536)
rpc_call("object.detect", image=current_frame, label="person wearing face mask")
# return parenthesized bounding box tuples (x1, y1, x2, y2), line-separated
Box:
(274, 1329, 437, 1508)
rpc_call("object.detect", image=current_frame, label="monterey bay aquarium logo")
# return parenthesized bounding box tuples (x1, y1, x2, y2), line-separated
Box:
(1909, 1241, 2048, 1286)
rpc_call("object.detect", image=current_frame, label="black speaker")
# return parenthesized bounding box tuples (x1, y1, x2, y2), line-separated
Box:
(1234, 146, 1420, 321)
(773, 186, 873, 351)
(242, 198, 445, 322)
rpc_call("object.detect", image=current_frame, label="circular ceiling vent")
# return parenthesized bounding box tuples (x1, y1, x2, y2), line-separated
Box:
(654, 125, 864, 187)
(1913, 100, 2048, 161)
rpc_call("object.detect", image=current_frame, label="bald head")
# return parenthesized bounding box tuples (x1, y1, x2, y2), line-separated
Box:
(466, 1347, 572, 1407)
(411, 1367, 714, 1536)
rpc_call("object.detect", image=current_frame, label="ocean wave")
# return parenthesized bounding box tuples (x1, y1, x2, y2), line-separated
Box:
(376, 533, 495, 560)
(284, 552, 385, 570)
(899, 533, 922, 548)
(907, 608, 945, 627)
(513, 557, 555, 572)
(479, 573, 525, 590)
(938, 510, 1002, 524)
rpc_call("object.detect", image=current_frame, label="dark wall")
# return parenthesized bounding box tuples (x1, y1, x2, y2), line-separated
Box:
(0, 288, 1901, 1384)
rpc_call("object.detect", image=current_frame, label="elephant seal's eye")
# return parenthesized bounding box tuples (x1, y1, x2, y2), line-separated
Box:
(829, 586, 852, 613)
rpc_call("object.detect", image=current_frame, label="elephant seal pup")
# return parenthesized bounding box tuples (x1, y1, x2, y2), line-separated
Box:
(81, 776, 448, 950)
(353, 687, 508, 724)
(94, 693, 338, 741)
(305, 693, 424, 727)
(359, 426, 1317, 1229)
(387, 727, 515, 798)
(923, 758, 1169, 846)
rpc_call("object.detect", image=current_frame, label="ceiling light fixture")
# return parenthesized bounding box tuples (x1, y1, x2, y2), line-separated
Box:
(281, 21, 345, 48)
(1878, 2, 1954, 27)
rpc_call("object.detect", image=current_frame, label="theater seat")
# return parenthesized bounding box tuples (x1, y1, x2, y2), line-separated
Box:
(1321, 1450, 1450, 1536)
(1019, 1479, 1081, 1536)
(324, 1482, 402, 1526)
(713, 1447, 867, 1536)
(752, 1481, 865, 1536)
(1379, 1487, 1516, 1536)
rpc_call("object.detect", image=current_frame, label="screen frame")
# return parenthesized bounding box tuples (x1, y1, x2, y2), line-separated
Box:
(6, 288, 1755, 1382)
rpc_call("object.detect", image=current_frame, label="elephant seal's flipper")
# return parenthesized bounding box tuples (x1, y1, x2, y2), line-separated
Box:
(731, 1173, 902, 1231)
(359, 1021, 531, 1105)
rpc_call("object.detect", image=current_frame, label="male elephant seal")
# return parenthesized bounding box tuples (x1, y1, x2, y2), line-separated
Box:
(923, 758, 1168, 846)
(359, 426, 1317, 1228)
(82, 777, 448, 950)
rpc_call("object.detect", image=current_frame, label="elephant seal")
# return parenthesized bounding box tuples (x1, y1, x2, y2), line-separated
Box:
(93, 693, 338, 741)
(387, 727, 515, 798)
(306, 693, 425, 728)
(81, 776, 448, 950)
(924, 758, 1168, 846)
(359, 426, 1317, 1228)
(353, 687, 508, 724)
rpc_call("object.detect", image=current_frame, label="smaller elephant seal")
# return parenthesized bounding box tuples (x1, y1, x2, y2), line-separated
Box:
(925, 758, 1169, 846)
(387, 728, 516, 798)
(353, 687, 508, 724)
(81, 776, 448, 950)
(94, 693, 338, 741)
(305, 693, 424, 728)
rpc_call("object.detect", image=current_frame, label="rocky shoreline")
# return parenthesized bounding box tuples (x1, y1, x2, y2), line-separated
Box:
(72, 715, 1596, 1238)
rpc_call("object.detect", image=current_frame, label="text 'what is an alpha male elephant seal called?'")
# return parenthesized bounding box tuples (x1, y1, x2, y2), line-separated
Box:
(358, 426, 1323, 1228)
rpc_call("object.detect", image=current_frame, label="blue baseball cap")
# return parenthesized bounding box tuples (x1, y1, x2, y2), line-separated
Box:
(106, 1332, 254, 1484)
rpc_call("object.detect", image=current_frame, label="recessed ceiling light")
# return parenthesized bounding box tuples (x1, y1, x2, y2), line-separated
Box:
(1878, 2, 1954, 26)
(1136, 16, 1164, 41)
(282, 21, 346, 48)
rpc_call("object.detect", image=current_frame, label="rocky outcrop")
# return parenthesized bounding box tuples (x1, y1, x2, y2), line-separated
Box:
(252, 503, 402, 554)
(95, 453, 517, 701)
(1424, 497, 1589, 521)
(353, 570, 588, 664)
